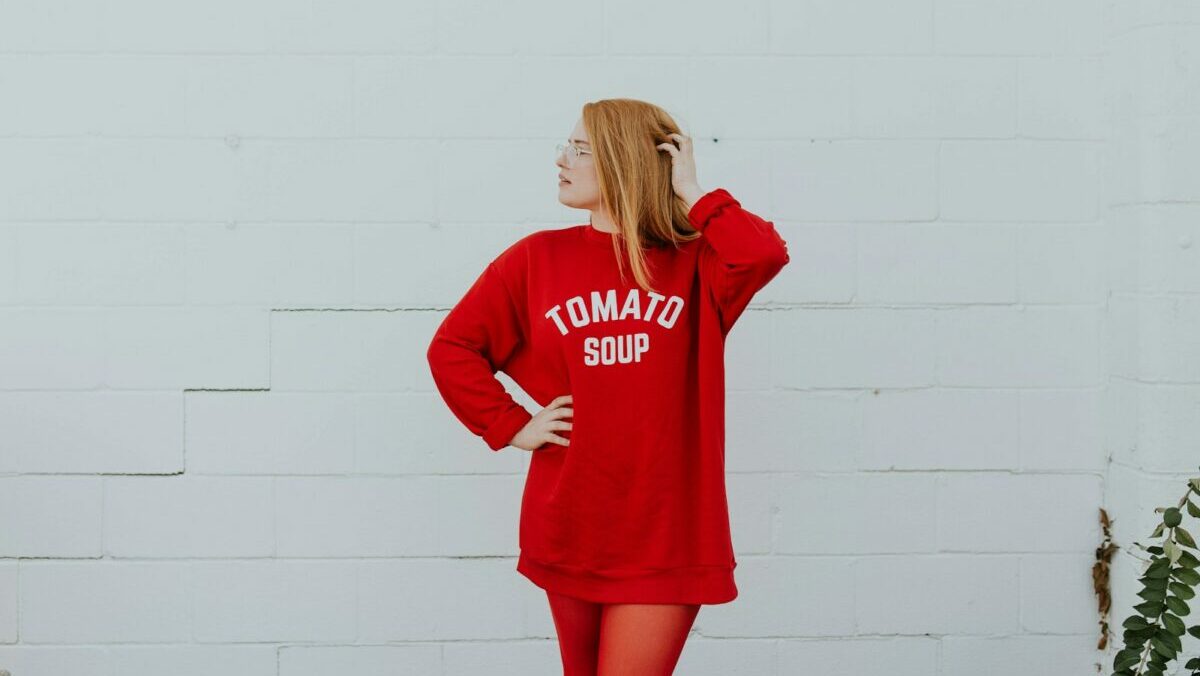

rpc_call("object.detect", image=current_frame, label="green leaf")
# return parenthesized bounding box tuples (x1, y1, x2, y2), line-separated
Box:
(1157, 626, 1183, 651)
(1189, 477, 1200, 493)
(1136, 600, 1166, 617)
(1187, 499, 1200, 519)
(1144, 575, 1170, 590)
(1152, 524, 1166, 539)
(1166, 507, 1183, 527)
(1188, 624, 1200, 639)
(1124, 615, 1151, 630)
(1174, 567, 1200, 585)
(1151, 636, 1175, 658)
(1125, 625, 1156, 643)
(1170, 581, 1196, 600)
(1140, 586, 1168, 602)
(1179, 550, 1200, 569)
(1166, 538, 1182, 563)
(1114, 648, 1142, 671)
(1148, 561, 1172, 579)
(1163, 612, 1186, 635)
(1165, 595, 1191, 616)
(1177, 526, 1197, 549)
(1114, 651, 1141, 671)
(1186, 656, 1200, 669)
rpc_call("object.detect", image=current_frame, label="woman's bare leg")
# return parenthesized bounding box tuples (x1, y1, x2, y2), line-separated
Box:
(547, 591, 603, 676)
(596, 602, 701, 676)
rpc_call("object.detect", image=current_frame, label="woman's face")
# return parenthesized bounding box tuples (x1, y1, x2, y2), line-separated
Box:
(556, 118, 600, 210)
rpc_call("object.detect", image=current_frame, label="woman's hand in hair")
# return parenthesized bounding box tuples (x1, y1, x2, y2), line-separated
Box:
(510, 394, 573, 452)
(656, 133, 706, 209)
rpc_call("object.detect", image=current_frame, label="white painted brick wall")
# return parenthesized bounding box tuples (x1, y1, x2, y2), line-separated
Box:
(1103, 6, 1200, 676)
(0, 0, 1192, 673)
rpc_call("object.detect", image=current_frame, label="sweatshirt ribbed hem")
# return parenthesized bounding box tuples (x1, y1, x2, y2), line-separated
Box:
(516, 551, 738, 605)
(483, 405, 533, 451)
(686, 187, 739, 232)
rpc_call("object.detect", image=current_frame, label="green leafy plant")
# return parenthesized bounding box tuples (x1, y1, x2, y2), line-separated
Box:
(1112, 474, 1200, 676)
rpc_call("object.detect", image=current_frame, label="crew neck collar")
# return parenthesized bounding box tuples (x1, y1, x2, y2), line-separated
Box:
(581, 223, 618, 244)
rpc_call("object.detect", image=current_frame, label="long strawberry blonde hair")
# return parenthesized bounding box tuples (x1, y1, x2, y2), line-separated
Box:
(581, 98, 703, 292)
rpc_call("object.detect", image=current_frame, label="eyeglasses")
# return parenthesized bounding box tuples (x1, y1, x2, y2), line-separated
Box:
(555, 141, 593, 168)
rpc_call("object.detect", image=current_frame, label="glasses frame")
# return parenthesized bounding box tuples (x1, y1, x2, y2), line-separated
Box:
(556, 141, 593, 168)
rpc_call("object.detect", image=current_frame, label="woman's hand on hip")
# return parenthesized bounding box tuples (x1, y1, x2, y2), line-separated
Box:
(511, 394, 573, 452)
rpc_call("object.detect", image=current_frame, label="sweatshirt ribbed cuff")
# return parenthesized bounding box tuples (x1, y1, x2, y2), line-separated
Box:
(483, 405, 534, 452)
(686, 188, 738, 232)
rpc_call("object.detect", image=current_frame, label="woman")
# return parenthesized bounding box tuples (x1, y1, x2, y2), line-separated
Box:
(426, 98, 790, 675)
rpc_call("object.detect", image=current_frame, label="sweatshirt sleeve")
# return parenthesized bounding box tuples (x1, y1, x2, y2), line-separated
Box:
(690, 188, 790, 335)
(426, 259, 534, 452)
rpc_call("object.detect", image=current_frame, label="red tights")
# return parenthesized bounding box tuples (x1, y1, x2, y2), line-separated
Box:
(546, 590, 701, 676)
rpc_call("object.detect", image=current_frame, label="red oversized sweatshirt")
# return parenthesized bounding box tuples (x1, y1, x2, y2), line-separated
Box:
(426, 188, 789, 605)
